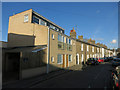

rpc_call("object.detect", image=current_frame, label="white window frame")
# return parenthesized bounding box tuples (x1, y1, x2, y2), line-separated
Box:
(52, 34, 54, 40)
(87, 45, 89, 52)
(64, 37, 66, 43)
(90, 54, 92, 58)
(51, 56, 54, 63)
(81, 54, 84, 62)
(57, 54, 63, 64)
(40, 19, 47, 26)
(24, 14, 29, 22)
(66, 38, 68, 43)
(87, 54, 89, 59)
(68, 55, 72, 62)
(81, 44, 83, 51)
(58, 34, 62, 42)
(57, 28, 59, 31)
(71, 40, 72, 45)
(92, 46, 94, 52)
(69, 39, 72, 45)
(67, 38, 69, 44)
(97, 48, 99, 52)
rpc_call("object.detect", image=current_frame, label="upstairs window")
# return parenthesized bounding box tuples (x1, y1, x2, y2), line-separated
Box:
(58, 34, 62, 42)
(66, 38, 68, 44)
(33, 16, 39, 24)
(55, 28, 59, 31)
(92, 46, 94, 52)
(50, 25, 55, 29)
(52, 34, 54, 39)
(97, 48, 99, 52)
(60, 30, 63, 33)
(40, 19, 46, 26)
(69, 39, 71, 45)
(57, 28, 59, 31)
(24, 14, 29, 22)
(63, 36, 64, 43)
(87, 45, 89, 52)
(81, 44, 83, 51)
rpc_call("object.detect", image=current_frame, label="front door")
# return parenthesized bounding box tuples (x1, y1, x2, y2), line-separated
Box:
(66, 54, 69, 67)
(62, 54, 65, 68)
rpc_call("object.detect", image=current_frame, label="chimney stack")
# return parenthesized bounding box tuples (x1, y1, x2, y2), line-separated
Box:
(78, 35, 83, 41)
(88, 38, 92, 44)
(92, 40, 95, 44)
(70, 27, 76, 39)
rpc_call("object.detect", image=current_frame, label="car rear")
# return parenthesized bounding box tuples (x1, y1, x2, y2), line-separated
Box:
(87, 58, 96, 65)
(112, 58, 120, 67)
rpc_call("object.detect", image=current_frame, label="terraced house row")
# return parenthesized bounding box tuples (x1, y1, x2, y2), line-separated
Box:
(2, 9, 114, 81)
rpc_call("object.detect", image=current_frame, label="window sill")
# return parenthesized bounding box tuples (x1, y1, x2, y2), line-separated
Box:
(24, 21, 28, 23)
(57, 63, 63, 65)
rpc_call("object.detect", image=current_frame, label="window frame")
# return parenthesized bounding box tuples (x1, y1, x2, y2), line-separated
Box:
(52, 34, 54, 40)
(32, 15, 39, 24)
(87, 54, 89, 59)
(40, 19, 47, 26)
(92, 46, 94, 52)
(68, 55, 72, 62)
(57, 54, 63, 64)
(51, 56, 54, 63)
(24, 14, 29, 22)
(81, 43, 83, 51)
(87, 45, 89, 52)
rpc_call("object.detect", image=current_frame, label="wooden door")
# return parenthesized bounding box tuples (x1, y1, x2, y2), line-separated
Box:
(66, 54, 69, 67)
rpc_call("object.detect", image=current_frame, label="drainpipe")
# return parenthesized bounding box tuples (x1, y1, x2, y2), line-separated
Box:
(47, 27, 50, 74)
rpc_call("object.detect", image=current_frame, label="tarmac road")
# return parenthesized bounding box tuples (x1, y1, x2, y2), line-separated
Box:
(30, 62, 114, 88)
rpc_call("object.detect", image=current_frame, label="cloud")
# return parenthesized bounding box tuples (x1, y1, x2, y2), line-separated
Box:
(111, 39, 117, 44)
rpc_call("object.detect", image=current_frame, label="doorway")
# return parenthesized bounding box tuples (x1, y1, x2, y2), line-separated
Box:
(76, 53, 79, 65)
(81, 54, 84, 64)
(66, 54, 69, 67)
(3, 52, 20, 82)
(62, 54, 65, 68)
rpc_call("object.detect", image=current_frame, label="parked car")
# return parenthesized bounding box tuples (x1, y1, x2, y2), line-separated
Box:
(112, 58, 120, 67)
(94, 58, 99, 65)
(113, 56, 118, 59)
(104, 57, 109, 62)
(86, 58, 99, 65)
(111, 66, 120, 90)
(97, 58, 104, 63)
(108, 57, 114, 61)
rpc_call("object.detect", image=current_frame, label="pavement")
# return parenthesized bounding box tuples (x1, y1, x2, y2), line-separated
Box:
(2, 64, 86, 88)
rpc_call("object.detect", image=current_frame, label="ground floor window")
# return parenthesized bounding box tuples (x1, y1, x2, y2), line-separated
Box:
(68, 55, 72, 62)
(57, 54, 63, 64)
(51, 56, 54, 63)
(87, 54, 89, 59)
